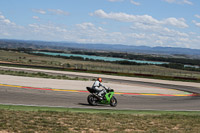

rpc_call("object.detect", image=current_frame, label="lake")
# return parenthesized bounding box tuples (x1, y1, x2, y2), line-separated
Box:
(32, 51, 168, 65)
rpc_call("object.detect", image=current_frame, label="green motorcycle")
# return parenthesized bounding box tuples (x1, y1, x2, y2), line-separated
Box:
(86, 87, 117, 107)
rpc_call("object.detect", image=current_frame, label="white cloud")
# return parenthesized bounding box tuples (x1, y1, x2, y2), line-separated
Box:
(192, 20, 200, 27)
(76, 22, 106, 33)
(90, 9, 159, 23)
(33, 9, 46, 14)
(131, 22, 189, 39)
(32, 16, 40, 20)
(0, 12, 14, 25)
(162, 17, 188, 28)
(107, 0, 140, 5)
(195, 14, 200, 19)
(74, 22, 127, 44)
(164, 0, 193, 5)
(90, 9, 188, 28)
(0, 12, 200, 49)
(76, 22, 95, 30)
(183, 0, 193, 5)
(33, 9, 69, 16)
(74, 21, 192, 48)
(108, 0, 123, 2)
(130, 0, 140, 6)
(0, 14, 5, 19)
(29, 23, 67, 33)
(0, 12, 24, 38)
(27, 23, 69, 41)
(76, 22, 105, 35)
(48, 9, 69, 16)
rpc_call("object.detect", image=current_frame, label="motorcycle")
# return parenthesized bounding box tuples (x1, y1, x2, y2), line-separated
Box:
(86, 87, 117, 107)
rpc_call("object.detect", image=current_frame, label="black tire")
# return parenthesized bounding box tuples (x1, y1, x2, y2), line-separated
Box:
(110, 96, 117, 107)
(87, 94, 98, 106)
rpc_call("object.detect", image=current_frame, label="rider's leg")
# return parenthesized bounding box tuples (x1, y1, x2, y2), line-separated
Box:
(94, 87, 102, 96)
(98, 89, 106, 97)
(98, 90, 104, 96)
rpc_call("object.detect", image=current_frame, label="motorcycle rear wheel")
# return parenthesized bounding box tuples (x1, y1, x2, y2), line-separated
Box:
(110, 96, 117, 107)
(87, 94, 98, 106)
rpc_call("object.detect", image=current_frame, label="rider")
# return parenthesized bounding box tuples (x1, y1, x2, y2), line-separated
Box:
(92, 78, 107, 99)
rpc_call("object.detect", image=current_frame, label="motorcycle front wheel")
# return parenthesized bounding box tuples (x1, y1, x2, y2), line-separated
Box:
(110, 96, 117, 107)
(87, 94, 98, 106)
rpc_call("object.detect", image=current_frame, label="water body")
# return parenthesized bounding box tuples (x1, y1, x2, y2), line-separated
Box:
(184, 65, 200, 69)
(33, 51, 168, 65)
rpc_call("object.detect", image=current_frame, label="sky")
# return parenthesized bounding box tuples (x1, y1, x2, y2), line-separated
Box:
(0, 0, 200, 49)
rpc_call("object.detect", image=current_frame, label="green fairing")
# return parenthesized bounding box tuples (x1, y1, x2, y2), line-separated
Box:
(100, 91, 114, 104)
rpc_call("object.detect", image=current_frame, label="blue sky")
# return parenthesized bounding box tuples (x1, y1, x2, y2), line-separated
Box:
(0, 0, 200, 49)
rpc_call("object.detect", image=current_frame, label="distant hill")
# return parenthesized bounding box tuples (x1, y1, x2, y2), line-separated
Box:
(0, 39, 200, 57)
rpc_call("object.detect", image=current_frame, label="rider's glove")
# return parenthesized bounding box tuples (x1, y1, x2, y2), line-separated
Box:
(105, 87, 109, 90)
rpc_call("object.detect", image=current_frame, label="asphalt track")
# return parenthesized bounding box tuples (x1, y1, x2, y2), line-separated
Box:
(1, 85, 200, 111)
(0, 66, 200, 111)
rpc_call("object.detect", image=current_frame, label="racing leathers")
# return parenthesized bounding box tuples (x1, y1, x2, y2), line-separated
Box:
(92, 80, 107, 98)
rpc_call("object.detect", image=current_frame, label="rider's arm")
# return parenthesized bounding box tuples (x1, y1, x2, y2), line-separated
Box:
(99, 82, 108, 89)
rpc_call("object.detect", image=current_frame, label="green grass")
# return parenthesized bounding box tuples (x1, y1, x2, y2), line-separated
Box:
(0, 104, 200, 132)
(0, 104, 200, 115)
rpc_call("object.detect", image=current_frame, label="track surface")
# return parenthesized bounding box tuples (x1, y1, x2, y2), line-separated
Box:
(0, 66, 200, 111)
(1, 85, 200, 111)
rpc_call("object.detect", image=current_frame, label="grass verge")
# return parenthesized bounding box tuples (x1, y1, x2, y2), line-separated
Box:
(1, 104, 200, 132)
(0, 69, 89, 81)
(1, 104, 200, 115)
